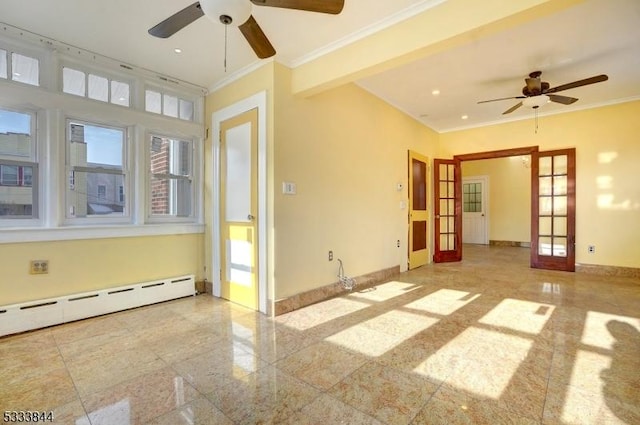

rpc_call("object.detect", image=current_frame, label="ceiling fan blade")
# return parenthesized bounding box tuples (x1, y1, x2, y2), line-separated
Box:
(548, 94, 578, 105)
(239, 15, 276, 59)
(503, 102, 523, 115)
(545, 74, 608, 94)
(478, 96, 526, 104)
(250, 0, 344, 14)
(148, 2, 204, 38)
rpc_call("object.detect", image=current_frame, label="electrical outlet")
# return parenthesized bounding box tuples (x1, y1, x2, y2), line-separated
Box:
(328, 250, 333, 261)
(397, 239, 400, 248)
(30, 260, 49, 274)
(588, 245, 596, 254)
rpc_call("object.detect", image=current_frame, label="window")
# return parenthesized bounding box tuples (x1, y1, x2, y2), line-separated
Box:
(463, 182, 482, 212)
(0, 165, 18, 185)
(62, 66, 131, 107)
(0, 108, 38, 219)
(11, 53, 39, 86)
(0, 49, 7, 79)
(67, 120, 126, 219)
(149, 135, 193, 218)
(118, 185, 124, 203)
(145, 89, 194, 121)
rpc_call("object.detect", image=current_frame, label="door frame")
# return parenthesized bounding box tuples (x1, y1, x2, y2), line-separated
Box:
(212, 91, 268, 314)
(432, 146, 539, 263)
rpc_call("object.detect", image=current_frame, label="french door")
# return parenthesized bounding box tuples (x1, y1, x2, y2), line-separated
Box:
(531, 148, 576, 271)
(433, 158, 461, 262)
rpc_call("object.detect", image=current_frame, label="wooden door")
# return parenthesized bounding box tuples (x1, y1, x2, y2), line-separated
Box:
(408, 151, 429, 269)
(433, 159, 462, 262)
(531, 148, 576, 271)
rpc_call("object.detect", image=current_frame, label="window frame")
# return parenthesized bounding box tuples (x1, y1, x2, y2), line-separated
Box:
(1, 33, 205, 242)
(146, 133, 197, 223)
(0, 106, 40, 224)
(64, 118, 132, 225)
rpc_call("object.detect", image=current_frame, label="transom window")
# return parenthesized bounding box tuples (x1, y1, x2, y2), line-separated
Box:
(145, 89, 194, 121)
(63, 66, 130, 107)
(0, 49, 40, 86)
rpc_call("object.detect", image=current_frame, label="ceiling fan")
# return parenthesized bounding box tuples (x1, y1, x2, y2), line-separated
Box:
(148, 0, 345, 59)
(478, 71, 609, 115)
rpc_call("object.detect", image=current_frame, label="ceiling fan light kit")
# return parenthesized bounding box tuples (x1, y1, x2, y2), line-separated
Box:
(522, 94, 550, 109)
(199, 0, 252, 26)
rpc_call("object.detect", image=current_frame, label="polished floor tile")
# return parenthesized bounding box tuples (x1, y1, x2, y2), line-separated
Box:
(1, 245, 638, 424)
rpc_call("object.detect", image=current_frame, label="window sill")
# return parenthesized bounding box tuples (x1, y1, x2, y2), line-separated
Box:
(0, 223, 204, 244)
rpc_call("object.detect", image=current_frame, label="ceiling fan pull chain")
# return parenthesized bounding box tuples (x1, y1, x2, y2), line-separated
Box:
(224, 24, 228, 73)
(535, 108, 539, 134)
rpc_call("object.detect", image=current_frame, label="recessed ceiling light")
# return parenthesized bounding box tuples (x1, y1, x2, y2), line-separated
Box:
(174, 48, 182, 53)
(461, 115, 469, 120)
(431, 89, 440, 96)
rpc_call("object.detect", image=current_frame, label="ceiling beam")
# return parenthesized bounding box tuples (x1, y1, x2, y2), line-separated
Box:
(290, 0, 586, 97)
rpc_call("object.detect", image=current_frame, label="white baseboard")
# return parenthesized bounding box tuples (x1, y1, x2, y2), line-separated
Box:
(0, 275, 195, 337)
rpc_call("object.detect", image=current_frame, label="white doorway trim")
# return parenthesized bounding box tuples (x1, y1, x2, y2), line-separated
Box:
(212, 91, 268, 314)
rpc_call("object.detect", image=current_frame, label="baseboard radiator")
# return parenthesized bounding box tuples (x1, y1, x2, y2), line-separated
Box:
(0, 274, 195, 337)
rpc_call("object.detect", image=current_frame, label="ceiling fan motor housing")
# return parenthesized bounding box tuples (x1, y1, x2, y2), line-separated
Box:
(200, 0, 252, 26)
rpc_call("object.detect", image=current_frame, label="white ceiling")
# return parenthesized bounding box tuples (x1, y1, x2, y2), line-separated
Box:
(1, 0, 639, 132)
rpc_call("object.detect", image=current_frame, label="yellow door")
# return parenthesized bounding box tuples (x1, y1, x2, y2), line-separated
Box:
(408, 150, 429, 269)
(220, 108, 259, 310)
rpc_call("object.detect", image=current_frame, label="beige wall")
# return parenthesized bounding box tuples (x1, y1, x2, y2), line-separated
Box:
(440, 100, 640, 268)
(462, 157, 531, 243)
(273, 65, 437, 299)
(0, 234, 204, 305)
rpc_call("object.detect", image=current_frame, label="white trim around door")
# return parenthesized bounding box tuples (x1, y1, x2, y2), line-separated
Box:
(212, 91, 268, 314)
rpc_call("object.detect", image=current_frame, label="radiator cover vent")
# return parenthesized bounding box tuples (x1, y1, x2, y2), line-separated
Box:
(0, 275, 195, 336)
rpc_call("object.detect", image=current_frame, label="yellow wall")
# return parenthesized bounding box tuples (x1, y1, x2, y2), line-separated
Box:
(440, 101, 640, 268)
(0, 234, 204, 305)
(273, 65, 438, 299)
(462, 157, 531, 243)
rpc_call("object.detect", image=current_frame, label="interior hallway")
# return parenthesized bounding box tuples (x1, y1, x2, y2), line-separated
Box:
(1, 245, 638, 424)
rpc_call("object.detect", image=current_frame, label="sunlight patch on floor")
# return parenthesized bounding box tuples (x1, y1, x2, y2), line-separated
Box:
(416, 327, 533, 398)
(581, 311, 640, 350)
(279, 297, 370, 331)
(561, 350, 616, 424)
(348, 281, 420, 302)
(323, 309, 436, 357)
(404, 289, 481, 316)
(479, 298, 555, 334)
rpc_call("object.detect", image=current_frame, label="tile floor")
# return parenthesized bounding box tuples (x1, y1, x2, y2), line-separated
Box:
(1, 245, 639, 424)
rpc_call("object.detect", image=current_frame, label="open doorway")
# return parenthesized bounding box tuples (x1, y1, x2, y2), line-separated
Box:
(461, 157, 530, 247)
(433, 146, 576, 271)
